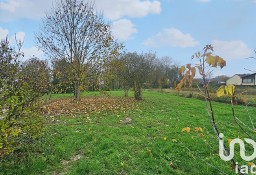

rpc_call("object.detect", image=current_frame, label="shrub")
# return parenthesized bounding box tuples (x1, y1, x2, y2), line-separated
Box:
(0, 39, 43, 156)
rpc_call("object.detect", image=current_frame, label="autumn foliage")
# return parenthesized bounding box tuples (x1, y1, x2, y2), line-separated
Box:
(175, 45, 247, 171)
(0, 39, 43, 156)
(42, 97, 138, 116)
(176, 45, 226, 91)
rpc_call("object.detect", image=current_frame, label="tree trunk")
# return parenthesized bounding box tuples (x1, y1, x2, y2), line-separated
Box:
(124, 87, 129, 97)
(73, 83, 76, 96)
(134, 82, 142, 100)
(74, 81, 81, 100)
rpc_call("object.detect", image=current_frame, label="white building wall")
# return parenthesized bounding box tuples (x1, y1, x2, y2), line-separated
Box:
(226, 75, 242, 85)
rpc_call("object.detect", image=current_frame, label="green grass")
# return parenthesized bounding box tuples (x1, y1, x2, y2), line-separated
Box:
(2, 90, 256, 174)
(159, 87, 256, 105)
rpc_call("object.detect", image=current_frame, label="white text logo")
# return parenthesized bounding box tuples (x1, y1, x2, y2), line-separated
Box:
(219, 133, 256, 161)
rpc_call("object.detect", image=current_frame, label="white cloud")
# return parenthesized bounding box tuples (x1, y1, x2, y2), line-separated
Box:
(0, 0, 19, 12)
(0, 27, 9, 40)
(15, 32, 25, 42)
(212, 40, 253, 60)
(111, 19, 137, 41)
(0, 27, 25, 44)
(95, 0, 161, 20)
(0, 0, 161, 21)
(0, 0, 52, 21)
(10, 31, 25, 44)
(21, 46, 44, 59)
(0, 27, 42, 59)
(144, 28, 199, 48)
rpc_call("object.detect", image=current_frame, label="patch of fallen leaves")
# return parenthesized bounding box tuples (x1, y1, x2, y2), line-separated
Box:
(42, 97, 138, 116)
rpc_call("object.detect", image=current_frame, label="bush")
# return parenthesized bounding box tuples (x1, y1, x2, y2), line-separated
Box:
(0, 39, 43, 156)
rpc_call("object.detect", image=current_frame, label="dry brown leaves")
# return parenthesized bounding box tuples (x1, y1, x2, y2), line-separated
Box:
(42, 97, 138, 116)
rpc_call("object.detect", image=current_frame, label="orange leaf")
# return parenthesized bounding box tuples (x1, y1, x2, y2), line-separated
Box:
(195, 127, 203, 133)
(182, 127, 191, 133)
(248, 162, 255, 166)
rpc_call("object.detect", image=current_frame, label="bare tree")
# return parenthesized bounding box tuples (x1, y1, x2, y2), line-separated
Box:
(36, 0, 121, 100)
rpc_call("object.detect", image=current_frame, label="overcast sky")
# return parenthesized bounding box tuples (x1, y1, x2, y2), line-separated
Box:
(0, 0, 256, 76)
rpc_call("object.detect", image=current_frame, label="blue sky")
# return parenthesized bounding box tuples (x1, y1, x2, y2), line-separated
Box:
(0, 0, 256, 77)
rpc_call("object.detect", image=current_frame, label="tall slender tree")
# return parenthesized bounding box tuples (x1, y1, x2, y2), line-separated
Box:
(36, 0, 121, 100)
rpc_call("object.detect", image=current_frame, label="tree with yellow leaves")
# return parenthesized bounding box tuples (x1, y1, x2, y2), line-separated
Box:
(176, 45, 247, 173)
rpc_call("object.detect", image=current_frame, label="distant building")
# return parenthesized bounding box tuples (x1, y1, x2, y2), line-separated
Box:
(226, 73, 256, 86)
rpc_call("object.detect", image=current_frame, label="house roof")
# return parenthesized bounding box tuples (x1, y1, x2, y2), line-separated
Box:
(236, 73, 256, 78)
(236, 74, 251, 78)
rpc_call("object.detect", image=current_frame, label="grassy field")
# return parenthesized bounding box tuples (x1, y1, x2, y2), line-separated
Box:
(2, 90, 256, 175)
(159, 86, 256, 106)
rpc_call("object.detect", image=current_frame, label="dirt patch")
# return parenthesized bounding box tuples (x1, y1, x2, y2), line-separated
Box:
(42, 96, 138, 116)
(52, 154, 83, 175)
(120, 117, 133, 124)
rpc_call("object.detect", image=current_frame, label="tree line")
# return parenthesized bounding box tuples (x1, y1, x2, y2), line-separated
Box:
(51, 52, 179, 99)
(21, 51, 179, 101)
(34, 0, 179, 101)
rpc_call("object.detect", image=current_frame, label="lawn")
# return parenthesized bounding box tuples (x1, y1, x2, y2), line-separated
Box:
(159, 87, 256, 106)
(1, 90, 256, 175)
